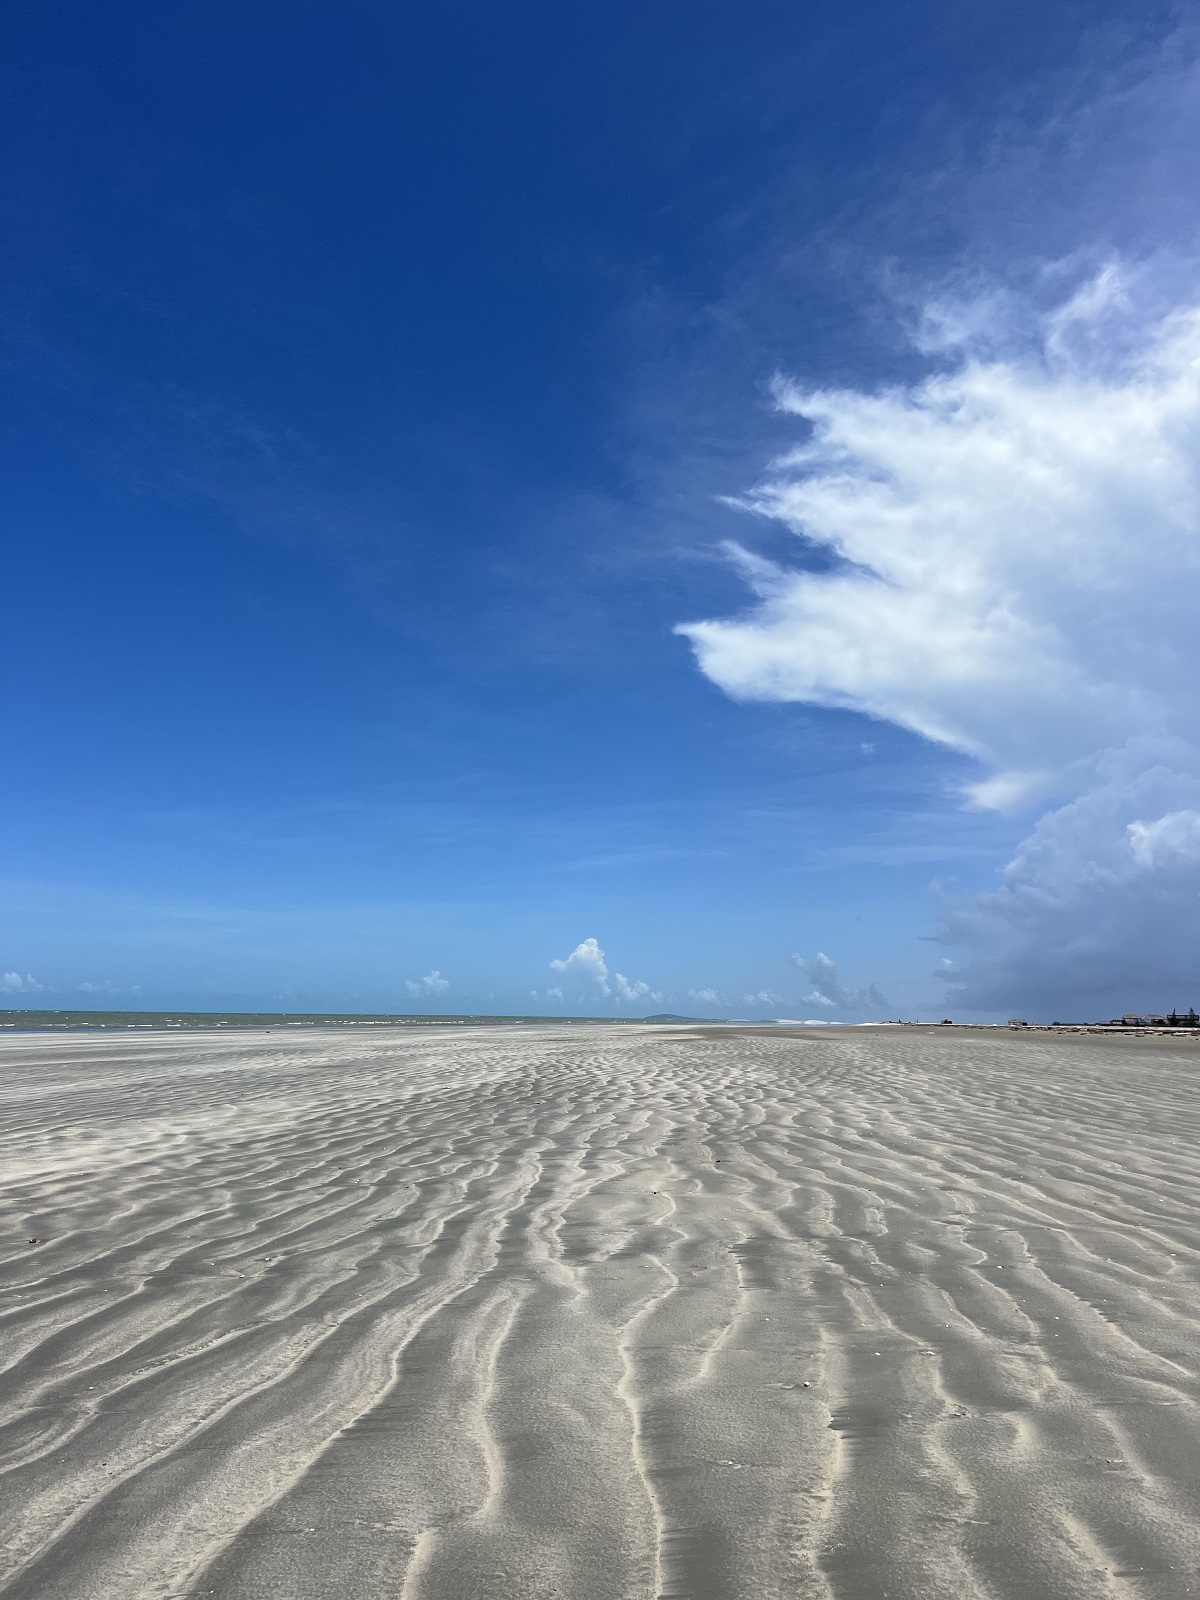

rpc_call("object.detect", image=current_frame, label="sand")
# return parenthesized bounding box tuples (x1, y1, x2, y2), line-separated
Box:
(2, 1023, 1200, 1600)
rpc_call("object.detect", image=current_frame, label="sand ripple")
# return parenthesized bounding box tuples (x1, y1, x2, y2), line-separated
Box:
(2, 1024, 1200, 1598)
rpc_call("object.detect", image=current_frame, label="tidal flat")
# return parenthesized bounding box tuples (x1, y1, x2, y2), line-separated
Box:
(2, 1023, 1199, 1599)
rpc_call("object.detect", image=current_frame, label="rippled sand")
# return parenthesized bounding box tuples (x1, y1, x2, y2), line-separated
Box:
(3, 1023, 1200, 1599)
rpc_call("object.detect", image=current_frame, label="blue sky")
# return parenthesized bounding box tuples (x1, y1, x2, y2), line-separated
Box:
(4, 0, 1199, 1020)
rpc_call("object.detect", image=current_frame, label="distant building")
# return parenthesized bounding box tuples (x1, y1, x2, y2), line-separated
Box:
(1109, 1011, 1197, 1027)
(1007, 1018, 1027, 1028)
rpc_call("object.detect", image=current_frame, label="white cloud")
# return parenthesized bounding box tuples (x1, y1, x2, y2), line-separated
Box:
(545, 986, 564, 1002)
(688, 987, 721, 1003)
(1, 972, 43, 993)
(548, 939, 662, 1006)
(406, 970, 450, 997)
(681, 272, 1200, 1013)
(791, 952, 889, 1013)
(550, 937, 610, 995)
(613, 972, 664, 1005)
(941, 741, 1200, 1015)
(77, 980, 116, 994)
(742, 989, 786, 1007)
(1127, 808, 1200, 868)
(677, 278, 1200, 811)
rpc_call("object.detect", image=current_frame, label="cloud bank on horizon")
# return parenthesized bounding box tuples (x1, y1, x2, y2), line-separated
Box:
(680, 269, 1200, 1013)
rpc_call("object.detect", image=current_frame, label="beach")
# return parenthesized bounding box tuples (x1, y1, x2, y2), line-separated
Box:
(2, 1022, 1199, 1599)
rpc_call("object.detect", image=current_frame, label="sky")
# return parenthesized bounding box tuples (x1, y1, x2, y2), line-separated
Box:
(4, 0, 1199, 1022)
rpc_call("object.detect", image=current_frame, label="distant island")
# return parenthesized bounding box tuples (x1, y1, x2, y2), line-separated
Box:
(640, 1013, 713, 1023)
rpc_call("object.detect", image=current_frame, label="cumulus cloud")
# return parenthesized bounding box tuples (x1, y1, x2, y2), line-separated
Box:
(790, 952, 890, 1012)
(688, 987, 721, 1003)
(1127, 807, 1200, 868)
(406, 969, 450, 997)
(940, 741, 1200, 1015)
(1, 972, 43, 993)
(548, 938, 661, 1006)
(550, 937, 610, 995)
(77, 980, 116, 994)
(680, 271, 1200, 1013)
(742, 989, 787, 1007)
(614, 973, 664, 1005)
(678, 275, 1200, 811)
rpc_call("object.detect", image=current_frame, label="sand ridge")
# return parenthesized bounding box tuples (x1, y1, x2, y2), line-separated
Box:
(2, 1024, 1199, 1598)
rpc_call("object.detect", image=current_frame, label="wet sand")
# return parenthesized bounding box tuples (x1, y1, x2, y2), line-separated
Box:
(2, 1023, 1200, 1599)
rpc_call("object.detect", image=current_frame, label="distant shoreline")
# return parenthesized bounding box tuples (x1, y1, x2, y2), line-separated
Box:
(3, 1008, 1200, 1037)
(0, 1009, 635, 1032)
